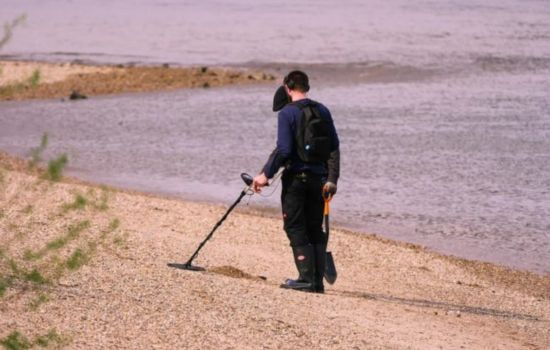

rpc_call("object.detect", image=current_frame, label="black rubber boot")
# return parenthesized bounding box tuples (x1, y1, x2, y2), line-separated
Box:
(313, 243, 326, 293)
(280, 245, 315, 292)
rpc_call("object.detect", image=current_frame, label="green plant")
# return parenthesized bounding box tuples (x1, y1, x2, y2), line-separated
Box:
(23, 249, 39, 261)
(45, 237, 68, 251)
(65, 248, 88, 270)
(33, 330, 62, 347)
(45, 154, 68, 181)
(0, 14, 27, 50)
(21, 205, 33, 214)
(113, 236, 124, 246)
(93, 188, 110, 211)
(67, 220, 90, 237)
(0, 329, 64, 350)
(0, 331, 31, 350)
(0, 275, 12, 297)
(28, 69, 40, 88)
(28, 133, 48, 169)
(23, 269, 47, 285)
(28, 293, 49, 310)
(109, 218, 120, 231)
(47, 220, 90, 250)
(62, 193, 87, 211)
(8, 258, 20, 275)
(25, 220, 90, 261)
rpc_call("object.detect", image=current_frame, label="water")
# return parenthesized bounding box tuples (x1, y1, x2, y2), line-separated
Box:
(1, 0, 549, 274)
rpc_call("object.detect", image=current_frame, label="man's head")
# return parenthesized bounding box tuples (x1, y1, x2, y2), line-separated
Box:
(273, 70, 311, 111)
(284, 70, 310, 93)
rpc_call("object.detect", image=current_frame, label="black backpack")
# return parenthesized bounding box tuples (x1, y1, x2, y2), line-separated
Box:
(292, 101, 332, 163)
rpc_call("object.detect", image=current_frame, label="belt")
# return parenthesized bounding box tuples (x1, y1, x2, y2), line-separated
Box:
(295, 172, 309, 180)
(289, 171, 322, 180)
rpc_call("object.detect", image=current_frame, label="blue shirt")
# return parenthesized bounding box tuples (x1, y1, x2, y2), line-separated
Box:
(262, 99, 339, 178)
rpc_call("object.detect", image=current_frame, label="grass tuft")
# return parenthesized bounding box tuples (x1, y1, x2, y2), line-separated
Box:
(0, 275, 12, 297)
(33, 330, 62, 347)
(65, 248, 88, 270)
(0, 331, 31, 350)
(25, 220, 91, 262)
(28, 293, 49, 310)
(23, 269, 47, 285)
(0, 14, 27, 50)
(109, 218, 120, 231)
(28, 133, 48, 169)
(0, 329, 64, 350)
(21, 205, 33, 214)
(45, 237, 67, 251)
(93, 189, 110, 211)
(68, 220, 90, 237)
(45, 154, 68, 181)
(46, 220, 90, 251)
(28, 69, 41, 88)
(113, 236, 124, 246)
(8, 259, 20, 275)
(23, 249, 40, 261)
(62, 193, 87, 211)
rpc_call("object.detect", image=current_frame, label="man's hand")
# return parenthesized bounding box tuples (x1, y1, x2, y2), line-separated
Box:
(252, 173, 269, 193)
(323, 181, 337, 197)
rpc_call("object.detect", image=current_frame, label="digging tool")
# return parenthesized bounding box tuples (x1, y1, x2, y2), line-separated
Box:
(323, 191, 337, 284)
(168, 173, 254, 272)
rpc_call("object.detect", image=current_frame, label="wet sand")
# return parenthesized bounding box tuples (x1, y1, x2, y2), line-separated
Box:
(0, 60, 275, 101)
(1, 152, 548, 349)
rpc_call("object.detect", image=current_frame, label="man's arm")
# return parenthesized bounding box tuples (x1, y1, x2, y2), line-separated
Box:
(327, 149, 340, 185)
(324, 108, 340, 195)
(253, 110, 294, 192)
(261, 111, 294, 178)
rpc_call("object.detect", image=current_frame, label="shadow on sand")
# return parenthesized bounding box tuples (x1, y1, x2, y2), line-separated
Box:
(168, 263, 544, 322)
(331, 290, 543, 322)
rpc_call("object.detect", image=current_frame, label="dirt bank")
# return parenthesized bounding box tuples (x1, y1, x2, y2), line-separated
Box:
(0, 152, 548, 349)
(0, 60, 275, 101)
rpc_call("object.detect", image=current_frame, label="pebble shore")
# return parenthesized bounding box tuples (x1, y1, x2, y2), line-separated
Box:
(0, 152, 548, 349)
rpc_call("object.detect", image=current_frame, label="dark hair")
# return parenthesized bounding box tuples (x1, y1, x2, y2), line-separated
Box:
(284, 70, 310, 92)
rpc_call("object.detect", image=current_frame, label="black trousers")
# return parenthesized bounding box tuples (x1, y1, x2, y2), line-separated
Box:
(281, 171, 327, 247)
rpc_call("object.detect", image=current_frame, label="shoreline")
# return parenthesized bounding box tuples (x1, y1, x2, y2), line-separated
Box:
(0, 59, 276, 101)
(1, 151, 549, 348)
(62, 168, 550, 277)
(3, 147, 548, 279)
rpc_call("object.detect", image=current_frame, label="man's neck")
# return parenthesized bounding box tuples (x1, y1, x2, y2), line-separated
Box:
(290, 92, 307, 102)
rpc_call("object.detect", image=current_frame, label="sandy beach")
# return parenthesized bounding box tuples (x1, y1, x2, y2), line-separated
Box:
(0, 151, 548, 349)
(0, 60, 275, 101)
(2, 0, 549, 347)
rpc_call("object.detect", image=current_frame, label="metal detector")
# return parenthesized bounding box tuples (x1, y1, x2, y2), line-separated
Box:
(167, 173, 254, 272)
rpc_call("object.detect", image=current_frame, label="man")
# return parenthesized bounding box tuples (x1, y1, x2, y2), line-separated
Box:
(252, 70, 340, 293)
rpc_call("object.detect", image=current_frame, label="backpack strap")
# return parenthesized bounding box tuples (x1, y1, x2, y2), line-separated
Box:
(292, 100, 326, 163)
(289, 99, 319, 110)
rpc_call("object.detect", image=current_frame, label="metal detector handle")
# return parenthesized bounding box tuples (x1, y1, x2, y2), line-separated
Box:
(184, 189, 248, 267)
(241, 173, 253, 186)
(183, 172, 254, 268)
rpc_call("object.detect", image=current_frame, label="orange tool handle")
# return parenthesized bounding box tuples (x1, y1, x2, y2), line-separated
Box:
(323, 192, 332, 216)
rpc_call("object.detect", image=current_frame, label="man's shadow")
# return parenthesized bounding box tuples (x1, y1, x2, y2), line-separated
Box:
(329, 289, 543, 322)
(167, 262, 544, 322)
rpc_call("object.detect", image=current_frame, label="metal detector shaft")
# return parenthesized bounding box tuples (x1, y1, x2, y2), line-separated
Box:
(183, 189, 248, 267)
